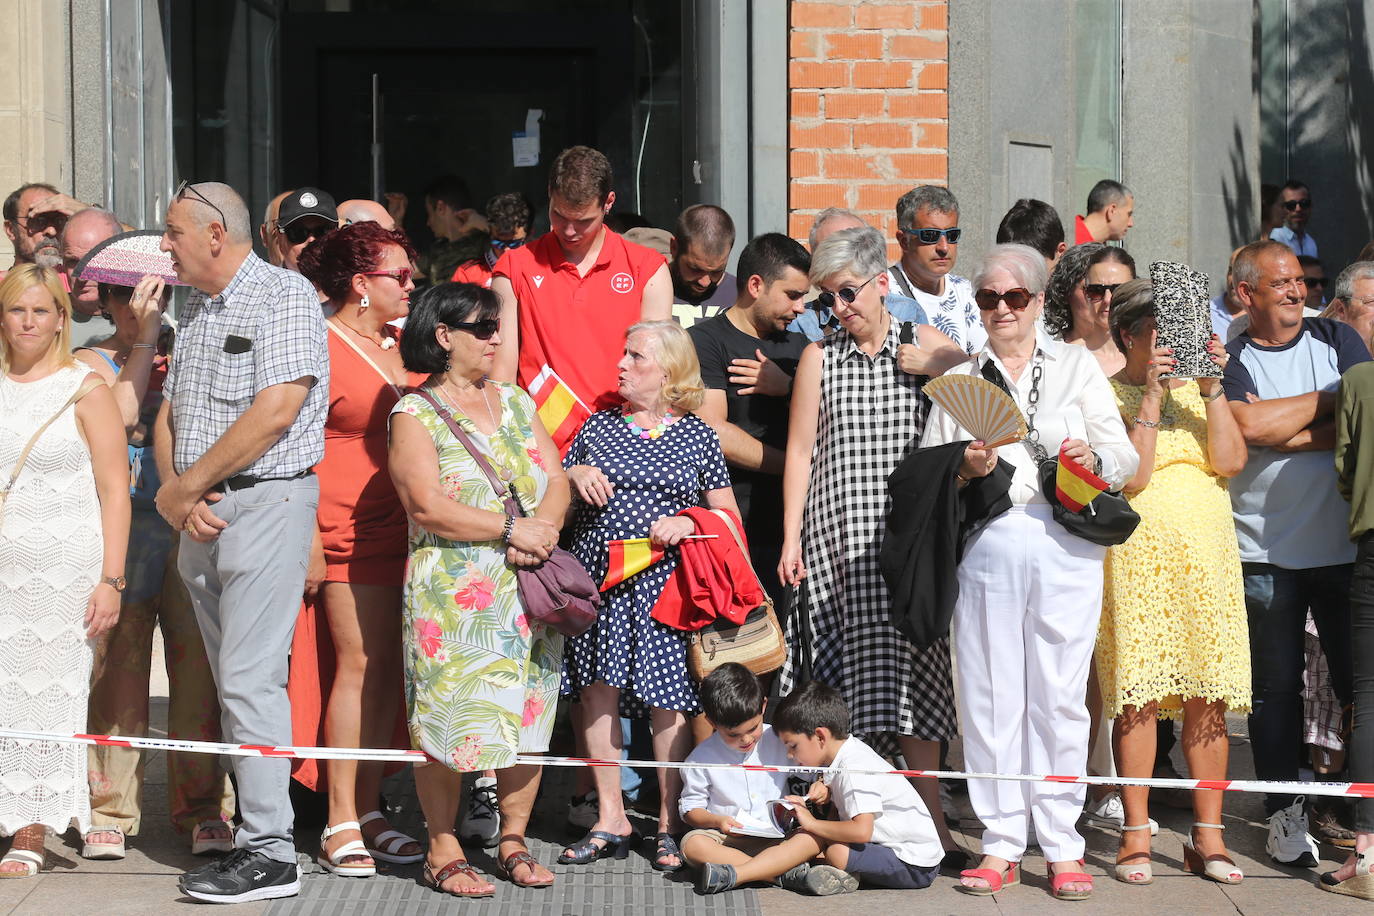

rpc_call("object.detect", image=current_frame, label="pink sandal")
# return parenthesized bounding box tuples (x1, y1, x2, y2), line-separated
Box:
(1049, 860, 1093, 901)
(958, 861, 1019, 896)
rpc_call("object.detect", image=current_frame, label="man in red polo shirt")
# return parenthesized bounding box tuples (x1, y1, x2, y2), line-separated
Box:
(492, 146, 672, 451)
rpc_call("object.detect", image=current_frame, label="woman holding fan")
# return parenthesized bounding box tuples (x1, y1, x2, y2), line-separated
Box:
(559, 319, 736, 872)
(1097, 277, 1249, 886)
(921, 243, 1138, 901)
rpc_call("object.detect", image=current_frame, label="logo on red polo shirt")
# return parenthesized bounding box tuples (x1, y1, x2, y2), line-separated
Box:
(610, 272, 635, 294)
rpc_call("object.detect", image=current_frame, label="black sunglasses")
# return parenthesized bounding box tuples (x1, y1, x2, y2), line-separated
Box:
(448, 318, 500, 340)
(1083, 282, 1123, 302)
(974, 287, 1034, 311)
(1307, 276, 1327, 288)
(816, 273, 881, 311)
(906, 227, 962, 245)
(174, 180, 228, 228)
(283, 221, 334, 246)
(1283, 198, 1312, 211)
(490, 237, 526, 251)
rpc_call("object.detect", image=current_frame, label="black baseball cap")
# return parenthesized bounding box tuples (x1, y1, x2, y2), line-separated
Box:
(278, 187, 338, 227)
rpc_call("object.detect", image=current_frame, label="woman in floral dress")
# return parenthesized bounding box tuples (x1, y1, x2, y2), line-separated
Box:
(389, 282, 569, 897)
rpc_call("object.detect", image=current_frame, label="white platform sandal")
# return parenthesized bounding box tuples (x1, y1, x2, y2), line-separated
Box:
(318, 821, 376, 877)
(0, 848, 43, 879)
(81, 826, 126, 860)
(359, 810, 424, 864)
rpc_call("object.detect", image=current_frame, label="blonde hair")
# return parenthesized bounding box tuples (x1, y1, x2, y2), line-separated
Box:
(626, 319, 705, 413)
(0, 264, 76, 372)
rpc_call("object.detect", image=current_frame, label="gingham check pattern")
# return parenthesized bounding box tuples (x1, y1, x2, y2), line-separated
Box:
(781, 321, 957, 753)
(164, 252, 329, 478)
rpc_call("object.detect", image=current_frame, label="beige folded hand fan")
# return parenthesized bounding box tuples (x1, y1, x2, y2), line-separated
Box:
(923, 374, 1027, 448)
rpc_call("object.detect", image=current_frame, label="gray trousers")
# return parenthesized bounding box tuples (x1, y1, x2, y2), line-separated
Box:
(177, 476, 318, 864)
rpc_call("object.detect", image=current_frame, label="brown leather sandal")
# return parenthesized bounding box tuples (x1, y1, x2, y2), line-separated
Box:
(421, 858, 495, 898)
(499, 848, 555, 888)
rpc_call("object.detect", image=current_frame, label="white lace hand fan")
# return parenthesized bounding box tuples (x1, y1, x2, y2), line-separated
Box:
(923, 374, 1027, 448)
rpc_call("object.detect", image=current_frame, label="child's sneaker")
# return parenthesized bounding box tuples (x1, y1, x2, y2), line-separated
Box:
(779, 862, 858, 895)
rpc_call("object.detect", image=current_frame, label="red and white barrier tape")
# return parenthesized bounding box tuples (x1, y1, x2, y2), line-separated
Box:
(0, 727, 1370, 798)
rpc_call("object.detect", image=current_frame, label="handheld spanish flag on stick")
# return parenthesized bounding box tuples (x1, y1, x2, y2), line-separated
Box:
(1055, 441, 1110, 512)
(529, 364, 591, 451)
(600, 538, 666, 592)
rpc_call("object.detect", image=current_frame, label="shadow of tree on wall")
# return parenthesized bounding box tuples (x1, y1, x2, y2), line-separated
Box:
(1221, 121, 1256, 251)
(1345, 2, 1374, 256)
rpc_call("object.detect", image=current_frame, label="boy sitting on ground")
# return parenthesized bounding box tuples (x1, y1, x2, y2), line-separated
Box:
(696, 680, 943, 895)
(679, 665, 808, 877)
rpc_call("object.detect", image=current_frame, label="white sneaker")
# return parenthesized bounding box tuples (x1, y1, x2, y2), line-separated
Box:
(566, 790, 598, 829)
(1267, 796, 1320, 867)
(1082, 791, 1159, 835)
(458, 777, 500, 847)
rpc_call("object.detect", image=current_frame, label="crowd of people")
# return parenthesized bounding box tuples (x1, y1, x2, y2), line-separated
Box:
(1, 144, 1373, 907)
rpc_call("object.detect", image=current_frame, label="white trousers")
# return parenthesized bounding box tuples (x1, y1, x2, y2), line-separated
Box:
(954, 505, 1106, 862)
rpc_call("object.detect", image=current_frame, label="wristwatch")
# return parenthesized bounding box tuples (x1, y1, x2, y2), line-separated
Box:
(100, 575, 127, 592)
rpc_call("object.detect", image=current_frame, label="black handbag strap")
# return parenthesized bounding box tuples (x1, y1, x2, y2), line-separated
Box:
(413, 387, 525, 517)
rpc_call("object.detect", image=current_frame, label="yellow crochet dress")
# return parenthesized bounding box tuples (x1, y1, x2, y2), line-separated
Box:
(1097, 380, 1251, 719)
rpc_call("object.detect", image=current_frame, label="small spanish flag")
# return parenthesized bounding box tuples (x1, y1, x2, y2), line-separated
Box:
(600, 538, 666, 592)
(1055, 441, 1110, 512)
(528, 364, 591, 453)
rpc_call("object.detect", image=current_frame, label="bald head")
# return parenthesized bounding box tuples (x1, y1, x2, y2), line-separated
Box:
(261, 190, 292, 266)
(338, 199, 395, 230)
(62, 208, 124, 315)
(808, 207, 867, 250)
(181, 182, 251, 244)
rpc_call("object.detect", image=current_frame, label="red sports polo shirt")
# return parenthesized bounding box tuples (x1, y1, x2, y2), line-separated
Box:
(494, 228, 665, 441)
(1074, 214, 1096, 245)
(451, 258, 493, 288)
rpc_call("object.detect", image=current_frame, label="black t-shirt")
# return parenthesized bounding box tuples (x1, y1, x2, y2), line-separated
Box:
(688, 312, 807, 594)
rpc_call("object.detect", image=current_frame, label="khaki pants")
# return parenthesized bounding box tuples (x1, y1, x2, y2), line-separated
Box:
(88, 520, 234, 835)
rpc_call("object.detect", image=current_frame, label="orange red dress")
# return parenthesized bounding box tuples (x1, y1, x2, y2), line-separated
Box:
(289, 323, 426, 788)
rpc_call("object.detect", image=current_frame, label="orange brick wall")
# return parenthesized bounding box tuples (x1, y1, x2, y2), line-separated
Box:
(788, 0, 950, 258)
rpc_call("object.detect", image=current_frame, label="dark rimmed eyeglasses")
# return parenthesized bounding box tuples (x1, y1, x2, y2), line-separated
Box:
(1083, 282, 1123, 302)
(362, 268, 413, 287)
(283, 221, 334, 246)
(1283, 198, 1313, 211)
(445, 318, 500, 340)
(974, 287, 1034, 311)
(905, 227, 962, 245)
(816, 273, 881, 311)
(174, 180, 227, 228)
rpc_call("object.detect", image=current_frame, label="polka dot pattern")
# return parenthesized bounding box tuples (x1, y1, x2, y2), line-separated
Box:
(561, 410, 731, 714)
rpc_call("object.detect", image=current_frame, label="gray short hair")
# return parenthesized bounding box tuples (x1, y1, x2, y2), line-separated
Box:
(1086, 179, 1132, 215)
(1232, 239, 1294, 291)
(1107, 277, 1155, 352)
(896, 185, 958, 231)
(971, 244, 1048, 297)
(183, 181, 252, 244)
(809, 226, 887, 286)
(1334, 260, 1374, 303)
(807, 206, 866, 250)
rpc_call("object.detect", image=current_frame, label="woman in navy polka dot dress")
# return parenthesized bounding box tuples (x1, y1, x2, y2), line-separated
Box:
(558, 321, 737, 872)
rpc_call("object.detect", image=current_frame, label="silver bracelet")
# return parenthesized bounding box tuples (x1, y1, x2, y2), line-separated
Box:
(1133, 415, 1161, 428)
(131, 343, 156, 350)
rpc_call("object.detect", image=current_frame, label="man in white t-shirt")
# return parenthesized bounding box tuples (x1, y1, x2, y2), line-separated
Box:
(887, 186, 984, 353)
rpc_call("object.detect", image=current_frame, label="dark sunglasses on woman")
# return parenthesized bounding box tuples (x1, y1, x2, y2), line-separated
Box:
(974, 287, 1034, 311)
(446, 318, 500, 340)
(1083, 282, 1123, 302)
(816, 273, 881, 311)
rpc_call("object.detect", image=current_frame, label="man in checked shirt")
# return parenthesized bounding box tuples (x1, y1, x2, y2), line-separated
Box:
(154, 181, 328, 904)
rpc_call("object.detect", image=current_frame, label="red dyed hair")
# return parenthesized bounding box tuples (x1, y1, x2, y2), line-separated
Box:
(297, 221, 417, 301)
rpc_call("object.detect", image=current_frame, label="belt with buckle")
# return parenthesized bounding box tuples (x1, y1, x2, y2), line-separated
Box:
(214, 469, 312, 492)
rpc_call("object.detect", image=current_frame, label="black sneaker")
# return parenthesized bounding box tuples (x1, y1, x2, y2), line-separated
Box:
(179, 848, 301, 904)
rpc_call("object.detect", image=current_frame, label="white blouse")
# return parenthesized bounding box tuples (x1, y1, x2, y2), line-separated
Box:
(920, 332, 1139, 507)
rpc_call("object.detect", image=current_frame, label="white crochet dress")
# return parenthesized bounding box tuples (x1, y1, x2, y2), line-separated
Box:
(0, 367, 100, 834)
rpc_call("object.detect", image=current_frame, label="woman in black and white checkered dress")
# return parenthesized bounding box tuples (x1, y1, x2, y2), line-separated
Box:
(777, 225, 970, 860)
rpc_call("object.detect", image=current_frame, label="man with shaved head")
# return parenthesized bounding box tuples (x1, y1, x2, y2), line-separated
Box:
(338, 198, 395, 230)
(60, 207, 124, 347)
(156, 180, 327, 903)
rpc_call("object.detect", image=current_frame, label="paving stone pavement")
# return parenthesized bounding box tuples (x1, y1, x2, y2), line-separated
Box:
(2, 633, 1369, 914)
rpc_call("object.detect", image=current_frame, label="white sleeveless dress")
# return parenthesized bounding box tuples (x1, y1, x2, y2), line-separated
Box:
(0, 367, 101, 834)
